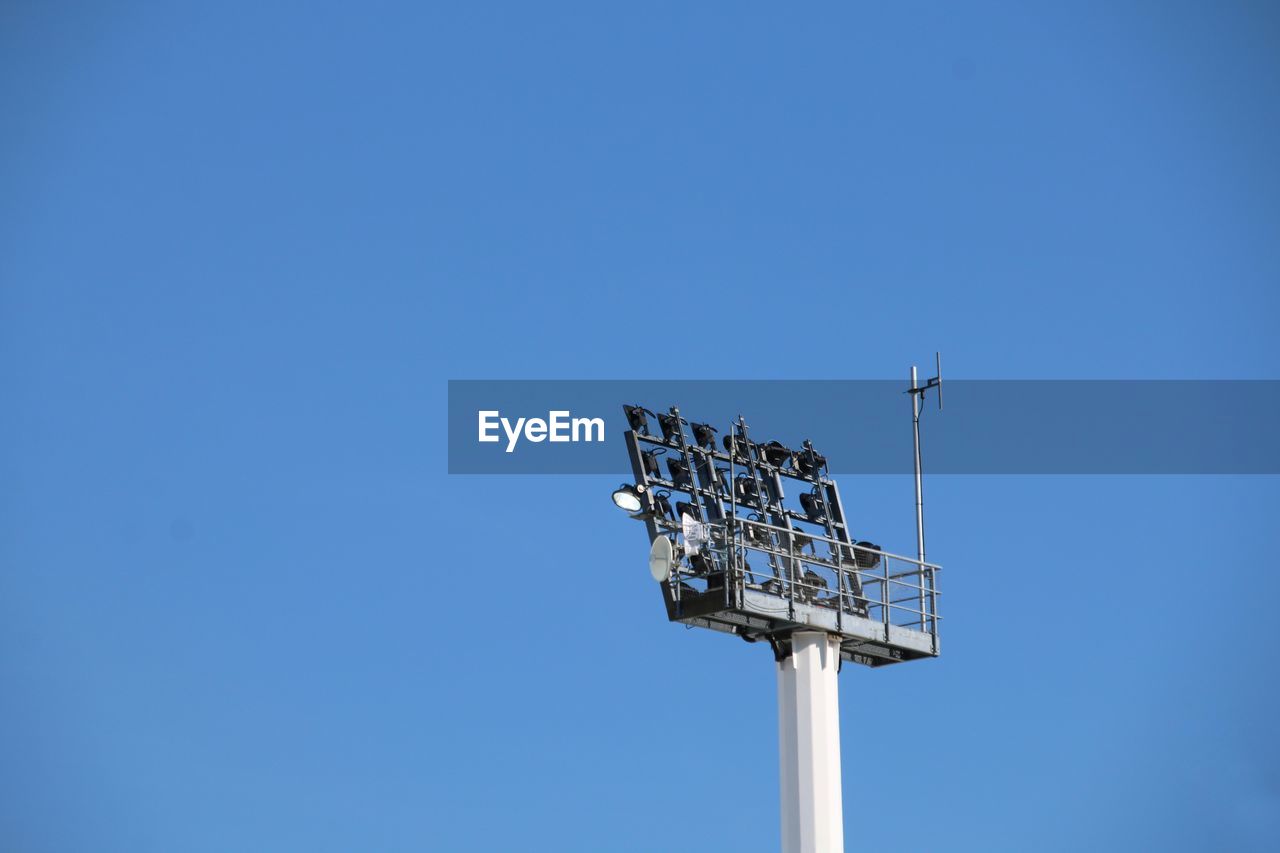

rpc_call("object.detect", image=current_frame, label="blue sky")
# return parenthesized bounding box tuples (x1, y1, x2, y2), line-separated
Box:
(2, 3, 1278, 851)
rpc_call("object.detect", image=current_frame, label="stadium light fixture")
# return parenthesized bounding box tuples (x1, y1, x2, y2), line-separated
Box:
(623, 404, 653, 435)
(611, 362, 945, 853)
(691, 422, 718, 449)
(611, 484, 645, 512)
(796, 441, 826, 477)
(658, 412, 684, 445)
(761, 440, 793, 468)
(799, 491, 827, 524)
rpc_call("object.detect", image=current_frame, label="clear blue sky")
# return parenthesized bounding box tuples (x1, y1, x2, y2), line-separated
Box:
(2, 3, 1278, 851)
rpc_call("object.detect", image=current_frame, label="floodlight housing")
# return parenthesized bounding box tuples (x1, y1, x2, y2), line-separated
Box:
(791, 530, 814, 554)
(799, 491, 827, 524)
(723, 434, 753, 462)
(611, 483, 645, 512)
(658, 412, 684, 444)
(761, 440, 793, 468)
(735, 475, 764, 507)
(853, 541, 882, 569)
(744, 515, 772, 546)
(624, 404, 653, 435)
(796, 442, 826, 477)
(689, 552, 714, 575)
(691, 422, 718, 449)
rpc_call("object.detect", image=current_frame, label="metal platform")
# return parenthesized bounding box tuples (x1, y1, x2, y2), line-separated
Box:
(659, 517, 940, 668)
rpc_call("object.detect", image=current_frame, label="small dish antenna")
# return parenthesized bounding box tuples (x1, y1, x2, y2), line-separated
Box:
(649, 536, 674, 582)
(681, 512, 710, 553)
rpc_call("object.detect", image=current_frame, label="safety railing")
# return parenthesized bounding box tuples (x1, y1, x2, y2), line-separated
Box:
(672, 516, 940, 643)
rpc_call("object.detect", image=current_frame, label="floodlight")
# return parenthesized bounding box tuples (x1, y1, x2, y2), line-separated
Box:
(667, 458, 692, 488)
(791, 530, 814, 554)
(624, 404, 654, 434)
(799, 491, 827, 523)
(744, 514, 772, 546)
(689, 552, 713, 575)
(761, 440, 793, 468)
(641, 449, 662, 479)
(735, 475, 764, 507)
(802, 569, 827, 591)
(652, 492, 674, 521)
(658, 412, 684, 444)
(853, 540, 882, 569)
(723, 434, 753, 462)
(691, 422, 718, 449)
(796, 441, 826, 477)
(611, 483, 645, 512)
(676, 501, 699, 521)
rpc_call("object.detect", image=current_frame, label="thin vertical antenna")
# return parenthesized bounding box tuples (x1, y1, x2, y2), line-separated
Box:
(936, 351, 943, 410)
(909, 354, 942, 570)
(911, 366, 926, 569)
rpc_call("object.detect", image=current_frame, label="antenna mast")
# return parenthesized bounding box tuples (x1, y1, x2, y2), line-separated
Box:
(908, 353, 942, 568)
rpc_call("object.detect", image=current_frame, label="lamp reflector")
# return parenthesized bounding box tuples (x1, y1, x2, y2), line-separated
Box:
(611, 484, 644, 512)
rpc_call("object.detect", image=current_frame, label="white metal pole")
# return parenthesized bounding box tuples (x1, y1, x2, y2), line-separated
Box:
(777, 631, 844, 853)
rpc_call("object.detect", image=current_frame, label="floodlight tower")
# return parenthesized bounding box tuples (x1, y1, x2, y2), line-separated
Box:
(611, 360, 944, 853)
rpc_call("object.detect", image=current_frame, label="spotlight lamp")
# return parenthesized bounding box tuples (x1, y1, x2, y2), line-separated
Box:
(799, 491, 827, 523)
(796, 441, 827, 478)
(641, 449, 663, 479)
(676, 501, 699, 521)
(853, 540, 882, 570)
(791, 530, 814, 554)
(652, 492, 674, 522)
(761, 440, 793, 468)
(624, 404, 654, 435)
(723, 434, 753, 462)
(744, 514, 772, 546)
(691, 422, 718, 449)
(735, 475, 765, 507)
(658, 412, 686, 445)
(667, 458, 692, 488)
(611, 483, 646, 512)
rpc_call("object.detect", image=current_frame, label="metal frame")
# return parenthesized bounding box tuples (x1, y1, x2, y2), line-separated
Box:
(621, 406, 941, 667)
